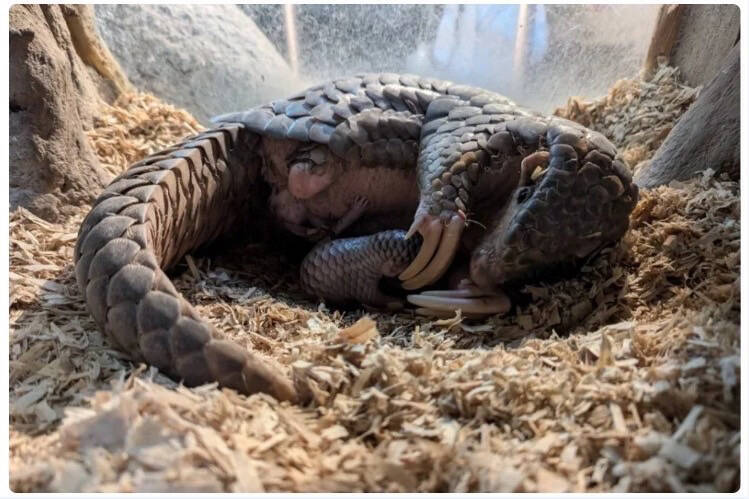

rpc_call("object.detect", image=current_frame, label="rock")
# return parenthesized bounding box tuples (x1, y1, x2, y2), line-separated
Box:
(634, 43, 739, 188)
(94, 5, 300, 124)
(10, 5, 120, 222)
(63, 5, 132, 97)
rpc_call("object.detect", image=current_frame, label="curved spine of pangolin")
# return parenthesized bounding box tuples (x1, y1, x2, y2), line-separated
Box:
(74, 123, 298, 402)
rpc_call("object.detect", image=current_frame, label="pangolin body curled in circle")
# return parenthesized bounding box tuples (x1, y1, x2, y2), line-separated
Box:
(75, 73, 638, 402)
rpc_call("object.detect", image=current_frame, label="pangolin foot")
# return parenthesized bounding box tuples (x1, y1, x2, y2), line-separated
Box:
(399, 211, 465, 290)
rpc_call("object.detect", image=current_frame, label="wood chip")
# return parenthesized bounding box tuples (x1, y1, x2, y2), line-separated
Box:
(536, 467, 570, 492)
(337, 316, 379, 344)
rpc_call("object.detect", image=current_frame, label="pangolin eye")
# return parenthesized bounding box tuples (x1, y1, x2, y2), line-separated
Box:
(517, 186, 533, 203)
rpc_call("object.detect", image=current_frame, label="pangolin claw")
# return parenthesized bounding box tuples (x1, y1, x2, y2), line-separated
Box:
(407, 284, 510, 317)
(399, 215, 442, 280)
(401, 213, 465, 290)
(520, 150, 550, 186)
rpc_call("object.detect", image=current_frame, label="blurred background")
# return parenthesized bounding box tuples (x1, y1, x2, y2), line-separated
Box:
(95, 4, 661, 122)
(243, 4, 660, 111)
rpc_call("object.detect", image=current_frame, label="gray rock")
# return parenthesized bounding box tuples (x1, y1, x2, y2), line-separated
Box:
(94, 5, 300, 124)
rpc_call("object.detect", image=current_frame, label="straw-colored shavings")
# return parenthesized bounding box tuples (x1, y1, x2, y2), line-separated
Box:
(554, 61, 700, 169)
(9, 68, 739, 492)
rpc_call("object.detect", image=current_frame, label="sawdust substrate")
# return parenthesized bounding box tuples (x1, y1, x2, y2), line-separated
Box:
(9, 66, 740, 492)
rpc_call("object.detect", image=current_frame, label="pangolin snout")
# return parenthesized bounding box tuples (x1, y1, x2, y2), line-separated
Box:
(469, 248, 504, 292)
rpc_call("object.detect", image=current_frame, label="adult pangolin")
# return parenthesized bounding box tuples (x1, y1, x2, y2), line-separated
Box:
(75, 73, 638, 402)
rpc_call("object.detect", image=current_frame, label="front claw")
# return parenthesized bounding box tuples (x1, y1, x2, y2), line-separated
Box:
(407, 283, 510, 319)
(399, 211, 466, 290)
(520, 150, 550, 186)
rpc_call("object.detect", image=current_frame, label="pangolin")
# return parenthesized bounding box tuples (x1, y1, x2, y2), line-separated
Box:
(75, 73, 638, 402)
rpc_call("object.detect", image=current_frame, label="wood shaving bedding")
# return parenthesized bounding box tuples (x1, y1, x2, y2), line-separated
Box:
(554, 61, 700, 169)
(9, 66, 739, 492)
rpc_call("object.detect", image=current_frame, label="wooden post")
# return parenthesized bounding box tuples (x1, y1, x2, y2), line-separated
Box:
(642, 4, 684, 80)
(61, 5, 132, 95)
(643, 4, 740, 86)
(284, 4, 299, 77)
(512, 5, 530, 92)
(667, 4, 740, 87)
(634, 42, 739, 188)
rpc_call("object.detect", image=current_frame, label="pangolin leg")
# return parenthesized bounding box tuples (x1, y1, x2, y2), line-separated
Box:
(329, 195, 370, 236)
(74, 124, 299, 402)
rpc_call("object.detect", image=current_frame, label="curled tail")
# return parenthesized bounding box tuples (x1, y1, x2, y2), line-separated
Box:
(74, 123, 298, 402)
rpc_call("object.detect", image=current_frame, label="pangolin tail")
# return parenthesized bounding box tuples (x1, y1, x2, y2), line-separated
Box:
(74, 123, 298, 402)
